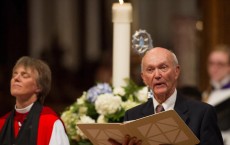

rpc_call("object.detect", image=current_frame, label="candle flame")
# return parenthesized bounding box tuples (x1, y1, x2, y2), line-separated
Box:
(119, 0, 124, 4)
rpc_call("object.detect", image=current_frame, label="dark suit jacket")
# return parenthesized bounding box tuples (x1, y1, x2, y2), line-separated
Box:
(124, 94, 224, 145)
(215, 97, 230, 131)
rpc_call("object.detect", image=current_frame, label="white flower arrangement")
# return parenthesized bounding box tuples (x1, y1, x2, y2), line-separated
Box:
(61, 80, 148, 145)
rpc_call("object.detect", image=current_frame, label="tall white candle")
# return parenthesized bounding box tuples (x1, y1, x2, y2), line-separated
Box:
(112, 1, 132, 87)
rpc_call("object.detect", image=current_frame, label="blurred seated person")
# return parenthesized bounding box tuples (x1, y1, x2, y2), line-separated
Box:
(109, 47, 223, 145)
(202, 44, 230, 145)
(0, 56, 69, 145)
(178, 85, 202, 101)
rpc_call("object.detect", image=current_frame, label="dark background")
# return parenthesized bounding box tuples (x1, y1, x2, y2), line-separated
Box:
(1, 0, 230, 116)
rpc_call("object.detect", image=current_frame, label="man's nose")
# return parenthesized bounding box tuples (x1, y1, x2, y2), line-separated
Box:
(154, 69, 161, 79)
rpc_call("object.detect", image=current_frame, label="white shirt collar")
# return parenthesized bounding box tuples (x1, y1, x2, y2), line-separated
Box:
(153, 89, 177, 112)
(211, 75, 230, 89)
(15, 103, 34, 114)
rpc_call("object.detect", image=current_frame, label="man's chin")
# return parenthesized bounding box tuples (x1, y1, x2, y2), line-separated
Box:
(153, 89, 167, 96)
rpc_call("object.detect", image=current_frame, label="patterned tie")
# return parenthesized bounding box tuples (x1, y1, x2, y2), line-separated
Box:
(156, 104, 165, 113)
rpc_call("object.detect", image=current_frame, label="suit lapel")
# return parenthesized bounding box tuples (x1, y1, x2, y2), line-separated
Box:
(142, 98, 155, 116)
(142, 95, 189, 123)
(174, 94, 189, 123)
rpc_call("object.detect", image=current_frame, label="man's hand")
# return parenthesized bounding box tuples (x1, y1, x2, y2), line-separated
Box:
(108, 135, 142, 145)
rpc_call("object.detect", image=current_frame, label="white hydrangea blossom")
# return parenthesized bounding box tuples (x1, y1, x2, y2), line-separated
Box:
(77, 92, 87, 105)
(78, 106, 88, 115)
(97, 115, 107, 123)
(61, 110, 79, 139)
(95, 93, 122, 115)
(122, 100, 140, 111)
(78, 115, 95, 124)
(135, 86, 148, 102)
(113, 87, 126, 96)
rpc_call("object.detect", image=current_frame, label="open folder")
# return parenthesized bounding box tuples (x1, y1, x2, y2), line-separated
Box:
(77, 110, 200, 145)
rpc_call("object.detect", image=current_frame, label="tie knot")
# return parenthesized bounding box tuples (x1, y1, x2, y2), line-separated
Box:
(156, 104, 165, 113)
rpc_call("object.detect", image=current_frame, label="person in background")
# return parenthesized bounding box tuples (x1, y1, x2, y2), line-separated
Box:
(0, 56, 69, 145)
(178, 85, 202, 101)
(109, 47, 223, 145)
(202, 44, 230, 145)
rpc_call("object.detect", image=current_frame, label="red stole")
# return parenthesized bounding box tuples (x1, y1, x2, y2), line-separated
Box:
(0, 106, 59, 145)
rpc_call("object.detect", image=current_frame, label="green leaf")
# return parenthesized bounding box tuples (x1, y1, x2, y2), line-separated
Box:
(106, 108, 125, 123)
(85, 101, 99, 120)
(123, 79, 142, 101)
(77, 139, 93, 145)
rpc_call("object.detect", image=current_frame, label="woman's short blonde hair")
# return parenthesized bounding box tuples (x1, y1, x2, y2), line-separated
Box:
(13, 56, 52, 104)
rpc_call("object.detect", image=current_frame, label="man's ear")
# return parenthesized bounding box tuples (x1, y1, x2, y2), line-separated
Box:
(175, 65, 180, 80)
(35, 88, 41, 93)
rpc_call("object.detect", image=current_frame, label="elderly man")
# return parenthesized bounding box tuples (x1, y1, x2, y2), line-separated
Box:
(109, 47, 223, 145)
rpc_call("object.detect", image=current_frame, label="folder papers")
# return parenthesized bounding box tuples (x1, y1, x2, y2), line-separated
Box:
(77, 110, 200, 145)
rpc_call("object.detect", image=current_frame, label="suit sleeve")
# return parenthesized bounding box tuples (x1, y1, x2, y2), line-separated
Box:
(200, 106, 224, 145)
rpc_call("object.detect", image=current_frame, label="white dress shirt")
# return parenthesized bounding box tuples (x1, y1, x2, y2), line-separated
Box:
(152, 89, 177, 113)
